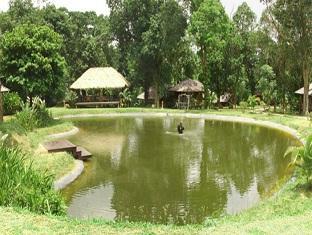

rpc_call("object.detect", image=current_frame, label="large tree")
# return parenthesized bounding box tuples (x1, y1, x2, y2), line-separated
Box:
(0, 24, 67, 103)
(109, 0, 187, 106)
(261, 0, 312, 114)
(189, 0, 231, 105)
(233, 2, 258, 95)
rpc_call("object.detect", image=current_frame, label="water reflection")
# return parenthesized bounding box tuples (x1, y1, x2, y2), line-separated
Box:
(62, 117, 300, 225)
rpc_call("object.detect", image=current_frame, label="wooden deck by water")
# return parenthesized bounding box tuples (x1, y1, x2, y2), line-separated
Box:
(43, 140, 92, 161)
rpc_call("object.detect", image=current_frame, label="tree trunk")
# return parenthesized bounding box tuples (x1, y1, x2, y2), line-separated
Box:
(154, 83, 159, 108)
(144, 82, 149, 106)
(303, 60, 309, 115)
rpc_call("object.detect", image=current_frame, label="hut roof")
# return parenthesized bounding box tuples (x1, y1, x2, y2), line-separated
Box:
(137, 87, 156, 100)
(70, 67, 129, 90)
(1, 85, 9, 92)
(295, 84, 312, 96)
(169, 79, 204, 93)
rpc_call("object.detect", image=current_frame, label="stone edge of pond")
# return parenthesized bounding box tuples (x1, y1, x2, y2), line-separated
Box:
(47, 127, 79, 139)
(57, 112, 303, 144)
(54, 160, 84, 190)
(45, 126, 84, 191)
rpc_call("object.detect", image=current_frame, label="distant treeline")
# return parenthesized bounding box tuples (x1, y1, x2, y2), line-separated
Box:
(0, 0, 310, 113)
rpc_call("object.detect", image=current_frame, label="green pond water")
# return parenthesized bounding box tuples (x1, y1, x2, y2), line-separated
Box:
(62, 116, 300, 225)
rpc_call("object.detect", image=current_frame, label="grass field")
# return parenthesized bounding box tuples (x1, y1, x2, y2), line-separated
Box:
(1, 107, 312, 234)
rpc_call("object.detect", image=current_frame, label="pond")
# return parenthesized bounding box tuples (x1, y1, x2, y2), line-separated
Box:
(62, 116, 300, 225)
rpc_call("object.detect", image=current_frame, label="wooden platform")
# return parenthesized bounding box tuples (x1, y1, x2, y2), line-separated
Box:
(75, 101, 119, 108)
(43, 140, 92, 161)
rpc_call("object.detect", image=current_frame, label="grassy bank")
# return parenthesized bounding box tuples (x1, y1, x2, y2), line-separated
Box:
(1, 107, 312, 234)
(10, 119, 76, 180)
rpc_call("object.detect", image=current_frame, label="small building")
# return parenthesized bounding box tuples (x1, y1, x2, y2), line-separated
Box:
(1, 85, 9, 92)
(295, 84, 312, 111)
(137, 87, 156, 102)
(169, 79, 204, 109)
(70, 67, 129, 107)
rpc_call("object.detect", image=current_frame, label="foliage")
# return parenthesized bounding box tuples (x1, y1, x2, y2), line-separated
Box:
(119, 88, 132, 107)
(261, 0, 312, 114)
(285, 135, 312, 183)
(16, 102, 37, 131)
(3, 92, 22, 115)
(247, 95, 258, 110)
(64, 90, 78, 108)
(205, 91, 217, 109)
(232, 2, 258, 94)
(0, 24, 67, 102)
(16, 97, 53, 131)
(0, 145, 65, 215)
(189, 0, 232, 103)
(239, 101, 248, 113)
(256, 64, 277, 111)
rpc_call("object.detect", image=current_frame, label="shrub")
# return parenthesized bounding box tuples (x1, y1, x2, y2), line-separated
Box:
(119, 88, 132, 107)
(285, 135, 312, 184)
(64, 90, 78, 108)
(16, 97, 53, 131)
(32, 97, 53, 128)
(0, 145, 65, 215)
(247, 95, 258, 111)
(16, 102, 37, 131)
(3, 92, 22, 115)
(239, 101, 248, 113)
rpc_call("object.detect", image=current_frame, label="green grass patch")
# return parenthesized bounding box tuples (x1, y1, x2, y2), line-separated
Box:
(31, 152, 76, 180)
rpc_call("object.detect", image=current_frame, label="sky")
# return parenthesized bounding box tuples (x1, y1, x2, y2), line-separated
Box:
(0, 0, 266, 20)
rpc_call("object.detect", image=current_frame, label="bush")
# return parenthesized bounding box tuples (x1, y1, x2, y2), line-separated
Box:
(247, 95, 258, 111)
(64, 90, 78, 108)
(285, 135, 312, 184)
(16, 102, 37, 131)
(239, 101, 248, 113)
(0, 145, 65, 215)
(3, 92, 22, 115)
(16, 97, 53, 131)
(32, 97, 53, 128)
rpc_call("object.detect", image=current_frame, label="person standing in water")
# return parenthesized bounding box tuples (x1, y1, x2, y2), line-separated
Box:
(177, 122, 184, 134)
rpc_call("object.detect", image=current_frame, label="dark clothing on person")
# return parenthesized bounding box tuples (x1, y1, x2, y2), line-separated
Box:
(177, 123, 184, 134)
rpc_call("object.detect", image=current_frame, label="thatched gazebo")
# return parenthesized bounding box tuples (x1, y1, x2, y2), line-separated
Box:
(70, 67, 129, 107)
(0, 85, 10, 92)
(295, 83, 312, 111)
(169, 79, 204, 109)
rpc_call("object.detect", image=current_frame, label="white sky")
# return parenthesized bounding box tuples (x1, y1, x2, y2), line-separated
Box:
(0, 0, 265, 20)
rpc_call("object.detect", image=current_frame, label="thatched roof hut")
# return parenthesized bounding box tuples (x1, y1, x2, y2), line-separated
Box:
(295, 84, 312, 96)
(1, 85, 9, 92)
(70, 67, 129, 90)
(169, 79, 204, 93)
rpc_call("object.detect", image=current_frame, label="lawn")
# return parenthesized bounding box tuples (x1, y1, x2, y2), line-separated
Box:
(1, 107, 312, 234)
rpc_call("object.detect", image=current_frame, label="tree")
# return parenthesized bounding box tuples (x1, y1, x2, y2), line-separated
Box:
(261, 0, 312, 115)
(108, 0, 160, 104)
(256, 64, 277, 111)
(0, 24, 67, 104)
(141, 0, 187, 106)
(109, 0, 187, 107)
(189, 0, 231, 106)
(233, 2, 258, 95)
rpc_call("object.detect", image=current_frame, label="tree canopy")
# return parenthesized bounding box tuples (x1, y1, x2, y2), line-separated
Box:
(0, 0, 310, 113)
(0, 24, 67, 103)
